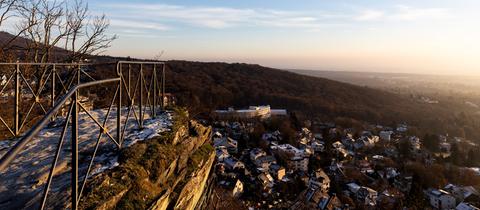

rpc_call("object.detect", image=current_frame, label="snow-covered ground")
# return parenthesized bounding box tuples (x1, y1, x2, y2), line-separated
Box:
(0, 107, 173, 209)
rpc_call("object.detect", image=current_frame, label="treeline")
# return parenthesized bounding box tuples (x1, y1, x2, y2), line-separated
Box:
(163, 60, 480, 142)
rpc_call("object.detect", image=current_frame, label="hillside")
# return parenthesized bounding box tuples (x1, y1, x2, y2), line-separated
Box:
(0, 31, 475, 139)
(164, 61, 478, 138)
(0, 31, 71, 61)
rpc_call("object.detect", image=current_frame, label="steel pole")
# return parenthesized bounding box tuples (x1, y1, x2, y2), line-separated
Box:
(162, 64, 165, 110)
(14, 63, 20, 136)
(153, 64, 157, 117)
(71, 92, 79, 210)
(117, 79, 122, 147)
(139, 64, 143, 129)
(128, 64, 131, 95)
(51, 65, 56, 108)
(78, 65, 81, 85)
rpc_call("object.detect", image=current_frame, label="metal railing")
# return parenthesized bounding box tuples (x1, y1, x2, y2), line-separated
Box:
(0, 61, 166, 209)
(0, 62, 96, 137)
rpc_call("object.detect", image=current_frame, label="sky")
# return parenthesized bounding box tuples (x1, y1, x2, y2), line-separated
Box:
(89, 0, 480, 75)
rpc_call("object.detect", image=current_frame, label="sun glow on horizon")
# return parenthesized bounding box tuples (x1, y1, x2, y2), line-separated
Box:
(80, 0, 480, 75)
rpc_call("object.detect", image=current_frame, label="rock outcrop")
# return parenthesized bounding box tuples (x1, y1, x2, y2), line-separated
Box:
(79, 110, 215, 210)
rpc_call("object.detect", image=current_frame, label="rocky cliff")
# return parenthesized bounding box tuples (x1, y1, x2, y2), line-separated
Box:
(79, 110, 215, 210)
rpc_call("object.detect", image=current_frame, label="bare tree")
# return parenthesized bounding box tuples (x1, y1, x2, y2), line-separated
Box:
(0, 0, 17, 27)
(153, 50, 165, 61)
(1, 0, 117, 63)
(0, 0, 22, 60)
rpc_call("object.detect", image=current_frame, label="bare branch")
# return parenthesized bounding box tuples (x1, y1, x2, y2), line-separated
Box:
(1, 0, 117, 63)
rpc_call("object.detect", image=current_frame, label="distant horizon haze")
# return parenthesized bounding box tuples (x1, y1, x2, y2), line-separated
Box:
(4, 0, 479, 75)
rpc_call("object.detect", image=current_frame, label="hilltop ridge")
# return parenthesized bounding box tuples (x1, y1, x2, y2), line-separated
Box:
(165, 60, 472, 137)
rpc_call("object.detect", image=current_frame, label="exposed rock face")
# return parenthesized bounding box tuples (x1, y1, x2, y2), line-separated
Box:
(173, 152, 215, 210)
(79, 110, 215, 210)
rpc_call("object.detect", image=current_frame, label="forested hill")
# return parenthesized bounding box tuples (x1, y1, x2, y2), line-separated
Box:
(0, 29, 474, 138)
(165, 60, 476, 138)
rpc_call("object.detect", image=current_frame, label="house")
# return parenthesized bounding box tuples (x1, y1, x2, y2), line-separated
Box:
(440, 142, 452, 152)
(262, 130, 282, 142)
(357, 160, 372, 174)
(341, 137, 356, 151)
(300, 127, 313, 139)
(224, 157, 245, 171)
(255, 155, 277, 172)
(332, 141, 344, 149)
(213, 131, 223, 138)
(457, 202, 480, 210)
(379, 131, 393, 141)
(277, 166, 286, 180)
(385, 168, 399, 179)
(304, 145, 315, 157)
(426, 189, 457, 210)
(444, 184, 480, 203)
(213, 137, 238, 154)
(347, 183, 378, 206)
(258, 173, 275, 189)
(272, 144, 309, 171)
(394, 175, 413, 193)
(0, 75, 6, 86)
(332, 141, 349, 158)
(250, 148, 267, 161)
(409, 136, 422, 151)
(309, 168, 331, 193)
(216, 147, 230, 162)
(299, 137, 310, 145)
(288, 156, 309, 172)
(347, 183, 361, 194)
(356, 135, 380, 148)
(306, 188, 343, 210)
(438, 142, 452, 157)
(232, 179, 244, 197)
(357, 187, 378, 206)
(269, 164, 286, 180)
(397, 124, 408, 132)
(273, 144, 305, 158)
(311, 140, 325, 152)
(318, 194, 342, 210)
(314, 133, 323, 140)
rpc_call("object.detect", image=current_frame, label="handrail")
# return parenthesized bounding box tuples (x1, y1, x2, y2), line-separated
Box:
(115, 60, 165, 75)
(0, 61, 167, 209)
(0, 78, 120, 171)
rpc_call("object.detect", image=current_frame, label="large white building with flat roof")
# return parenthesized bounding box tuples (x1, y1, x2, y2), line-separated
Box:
(214, 105, 287, 119)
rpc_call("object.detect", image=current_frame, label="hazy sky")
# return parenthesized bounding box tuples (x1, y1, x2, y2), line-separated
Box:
(91, 0, 480, 75)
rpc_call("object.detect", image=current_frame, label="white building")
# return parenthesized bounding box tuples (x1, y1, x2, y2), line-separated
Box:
(215, 105, 287, 119)
(273, 144, 305, 158)
(379, 131, 393, 141)
(272, 144, 309, 171)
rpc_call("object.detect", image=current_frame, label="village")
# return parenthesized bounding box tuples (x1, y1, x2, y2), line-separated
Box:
(210, 106, 480, 210)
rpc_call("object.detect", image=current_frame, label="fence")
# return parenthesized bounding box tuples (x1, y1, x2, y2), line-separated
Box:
(0, 61, 166, 209)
